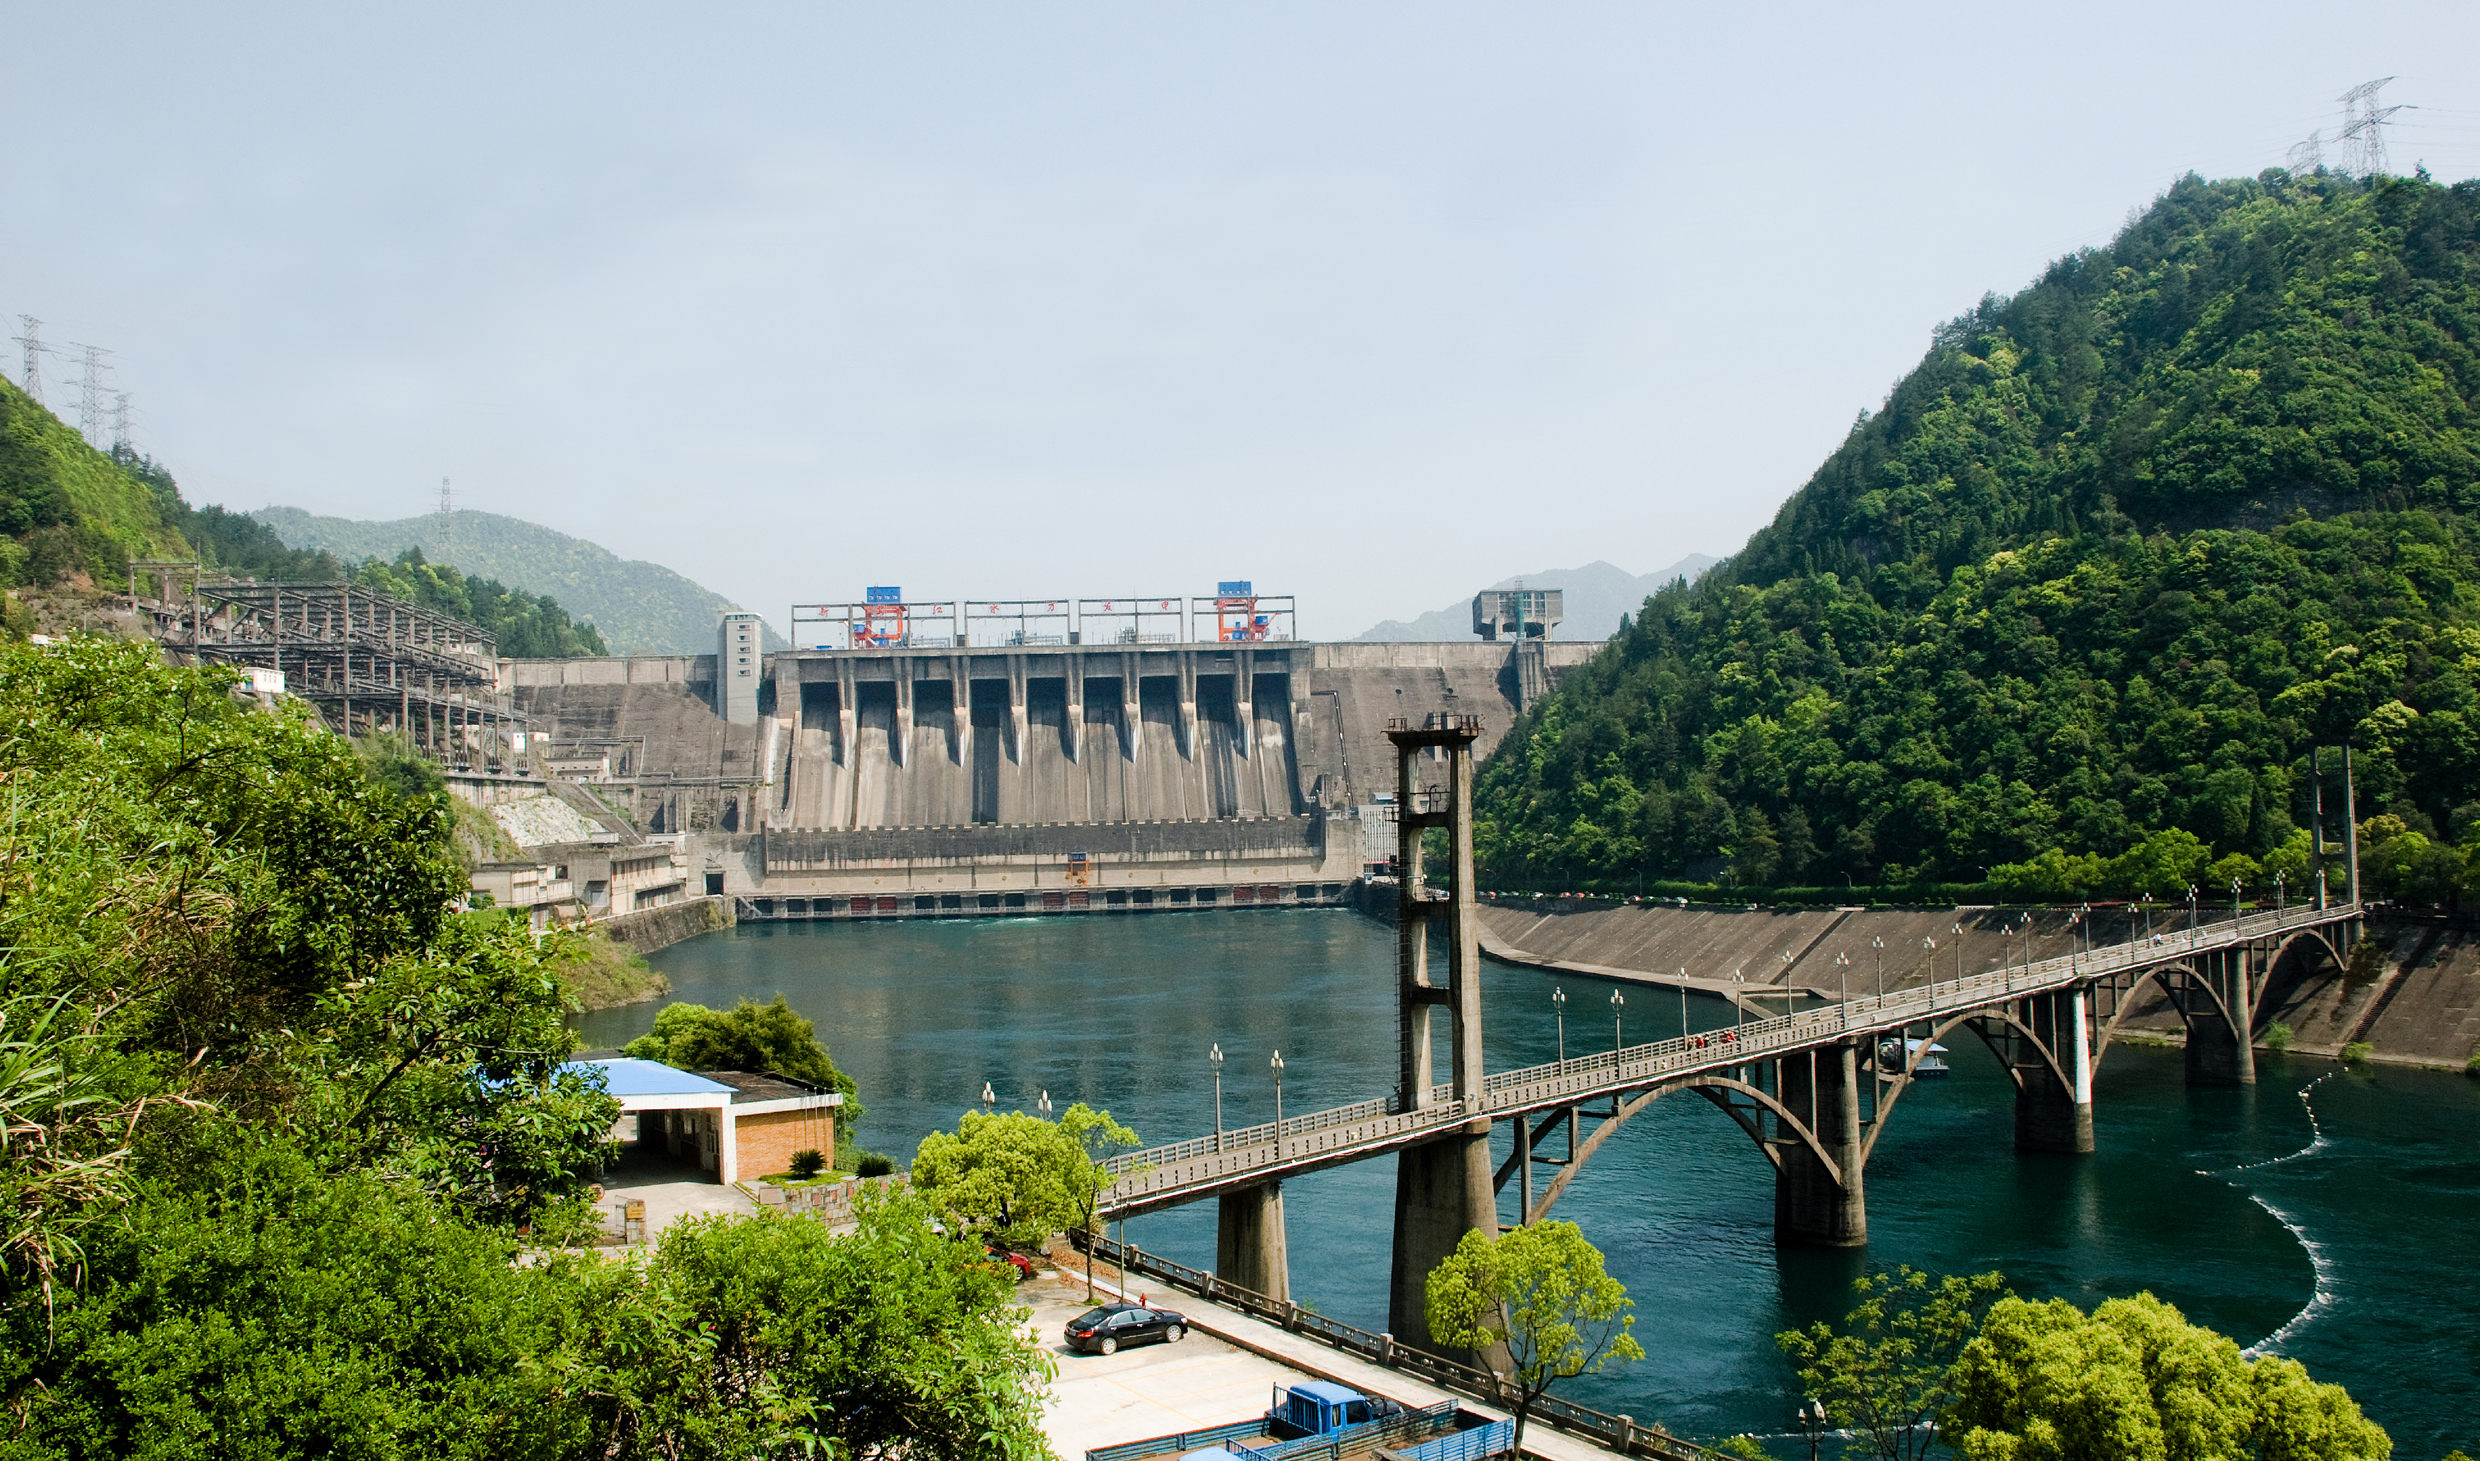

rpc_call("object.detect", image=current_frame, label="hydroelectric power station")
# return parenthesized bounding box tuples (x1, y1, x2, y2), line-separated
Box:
(499, 585, 1594, 916)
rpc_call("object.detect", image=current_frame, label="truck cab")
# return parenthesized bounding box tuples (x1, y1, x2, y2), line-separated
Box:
(1265, 1382, 1401, 1440)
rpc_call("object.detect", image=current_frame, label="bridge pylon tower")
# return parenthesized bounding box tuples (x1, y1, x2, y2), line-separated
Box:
(1383, 713, 1494, 1354)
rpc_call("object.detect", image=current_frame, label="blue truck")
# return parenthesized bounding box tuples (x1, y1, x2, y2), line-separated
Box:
(1085, 1383, 1511, 1461)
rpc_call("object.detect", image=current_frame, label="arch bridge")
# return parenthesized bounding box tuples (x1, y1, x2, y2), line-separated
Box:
(1094, 719, 2364, 1355)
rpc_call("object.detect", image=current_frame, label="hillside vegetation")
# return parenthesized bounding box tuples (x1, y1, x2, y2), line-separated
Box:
(256, 504, 781, 656)
(0, 379, 188, 586)
(1476, 169, 2480, 901)
(0, 381, 607, 656)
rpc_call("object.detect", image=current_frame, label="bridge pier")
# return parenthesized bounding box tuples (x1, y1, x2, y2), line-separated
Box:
(2015, 988, 2095, 1153)
(1216, 1182, 1290, 1302)
(1385, 713, 1492, 1352)
(1774, 1041, 1866, 1247)
(2183, 950, 2257, 1087)
(1389, 1128, 1497, 1352)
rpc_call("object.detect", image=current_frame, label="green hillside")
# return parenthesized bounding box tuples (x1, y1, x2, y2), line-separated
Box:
(1476, 169, 2480, 902)
(255, 505, 782, 656)
(0, 377, 189, 587)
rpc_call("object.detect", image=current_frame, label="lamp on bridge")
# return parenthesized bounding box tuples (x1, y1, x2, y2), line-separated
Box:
(1833, 953, 1850, 1028)
(1270, 1050, 1285, 1158)
(1210, 1044, 1225, 1153)
(1610, 990, 1624, 1054)
(980, 1081, 995, 1114)
(1038, 1089, 1053, 1118)
(2274, 872, 2286, 916)
(1799, 1398, 1826, 1461)
(1551, 988, 1566, 1063)
(2188, 883, 2199, 934)
(1873, 935, 1885, 1001)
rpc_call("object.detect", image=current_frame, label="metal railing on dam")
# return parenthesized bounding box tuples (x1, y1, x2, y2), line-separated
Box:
(1097, 900, 2358, 1217)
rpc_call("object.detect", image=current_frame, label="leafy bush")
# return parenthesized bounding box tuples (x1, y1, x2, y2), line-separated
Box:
(856, 1151, 897, 1178)
(789, 1148, 826, 1179)
(623, 995, 864, 1133)
(2341, 1041, 2374, 1064)
(2466, 1051, 2480, 1077)
(2264, 1022, 2294, 1052)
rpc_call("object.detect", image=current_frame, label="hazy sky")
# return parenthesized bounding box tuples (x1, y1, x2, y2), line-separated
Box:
(9, 4, 2480, 640)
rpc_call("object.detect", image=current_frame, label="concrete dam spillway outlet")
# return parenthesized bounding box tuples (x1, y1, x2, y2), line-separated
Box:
(501, 639, 1596, 914)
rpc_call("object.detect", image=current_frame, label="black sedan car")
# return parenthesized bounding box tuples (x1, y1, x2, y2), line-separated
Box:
(1063, 1302, 1189, 1355)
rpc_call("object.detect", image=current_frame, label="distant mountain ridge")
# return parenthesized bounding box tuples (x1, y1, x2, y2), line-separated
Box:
(1353, 555, 1717, 642)
(254, 506, 783, 657)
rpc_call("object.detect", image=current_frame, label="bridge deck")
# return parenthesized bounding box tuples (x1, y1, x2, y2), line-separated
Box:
(1097, 902, 2355, 1218)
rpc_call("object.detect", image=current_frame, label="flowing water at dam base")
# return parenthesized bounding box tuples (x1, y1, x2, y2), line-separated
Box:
(576, 911, 2480, 1457)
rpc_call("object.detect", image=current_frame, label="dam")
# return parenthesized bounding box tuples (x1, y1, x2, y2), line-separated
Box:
(501, 635, 1596, 914)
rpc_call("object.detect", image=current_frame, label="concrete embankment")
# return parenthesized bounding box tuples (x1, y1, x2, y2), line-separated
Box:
(2258, 917, 2480, 1066)
(598, 894, 734, 956)
(1457, 895, 2480, 1069)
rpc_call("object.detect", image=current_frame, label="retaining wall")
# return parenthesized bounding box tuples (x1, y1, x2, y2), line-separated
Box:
(598, 895, 733, 954)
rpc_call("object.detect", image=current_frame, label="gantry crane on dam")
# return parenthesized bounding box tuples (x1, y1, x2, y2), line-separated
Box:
(1092, 714, 2368, 1356)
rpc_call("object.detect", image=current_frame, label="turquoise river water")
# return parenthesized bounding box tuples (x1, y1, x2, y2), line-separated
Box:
(575, 910, 2480, 1456)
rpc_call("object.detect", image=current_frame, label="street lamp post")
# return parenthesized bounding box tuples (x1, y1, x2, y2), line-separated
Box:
(2275, 871, 2287, 919)
(1873, 936, 1884, 1002)
(1270, 1051, 1285, 1159)
(1552, 987, 1567, 1064)
(1922, 935, 1937, 1015)
(1210, 1044, 1224, 1153)
(2188, 883, 2199, 937)
(1611, 990, 1625, 1056)
(1800, 1399, 1826, 1461)
(1834, 952, 1850, 1030)
(2232, 876, 2243, 925)
(1677, 973, 1688, 1044)
(1038, 1089, 1053, 1118)
(980, 1081, 996, 1114)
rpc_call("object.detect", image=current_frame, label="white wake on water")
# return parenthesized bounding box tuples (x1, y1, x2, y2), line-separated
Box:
(2192, 1074, 2338, 1356)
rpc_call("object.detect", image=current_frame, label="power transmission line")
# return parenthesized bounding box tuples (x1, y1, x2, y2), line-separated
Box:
(111, 391, 135, 454)
(436, 477, 453, 563)
(12, 316, 48, 404)
(2287, 129, 2324, 174)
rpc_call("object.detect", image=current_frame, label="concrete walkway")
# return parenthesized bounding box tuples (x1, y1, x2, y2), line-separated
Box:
(596, 1153, 755, 1243)
(1049, 1262, 1643, 1461)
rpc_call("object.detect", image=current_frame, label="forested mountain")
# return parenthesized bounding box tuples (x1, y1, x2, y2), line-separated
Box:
(255, 505, 783, 656)
(1476, 169, 2480, 899)
(1354, 555, 1718, 642)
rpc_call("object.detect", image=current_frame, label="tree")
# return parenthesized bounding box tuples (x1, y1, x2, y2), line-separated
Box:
(1059, 1104, 1141, 1299)
(1944, 1292, 2389, 1461)
(911, 1104, 1137, 1261)
(623, 996, 864, 1136)
(1424, 1221, 1644, 1454)
(579, 1187, 1056, 1461)
(1776, 1268, 2009, 1461)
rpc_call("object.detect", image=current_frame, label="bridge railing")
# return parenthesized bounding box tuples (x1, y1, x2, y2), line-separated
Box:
(1074, 1231, 1720, 1461)
(1104, 902, 2354, 1186)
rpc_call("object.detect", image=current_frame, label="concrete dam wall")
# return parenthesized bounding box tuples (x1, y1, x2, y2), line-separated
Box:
(780, 671, 1301, 828)
(497, 638, 1596, 908)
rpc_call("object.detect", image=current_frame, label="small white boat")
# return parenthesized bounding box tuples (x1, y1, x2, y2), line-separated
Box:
(1878, 1037, 1950, 1076)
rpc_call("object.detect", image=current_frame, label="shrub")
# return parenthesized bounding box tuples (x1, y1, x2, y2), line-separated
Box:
(2341, 1041, 2373, 1065)
(856, 1151, 896, 1179)
(789, 1149, 826, 1179)
(2464, 1051, 2479, 1078)
(2264, 1022, 2293, 1052)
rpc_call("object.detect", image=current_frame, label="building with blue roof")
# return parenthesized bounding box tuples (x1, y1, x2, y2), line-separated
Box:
(565, 1058, 840, 1186)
